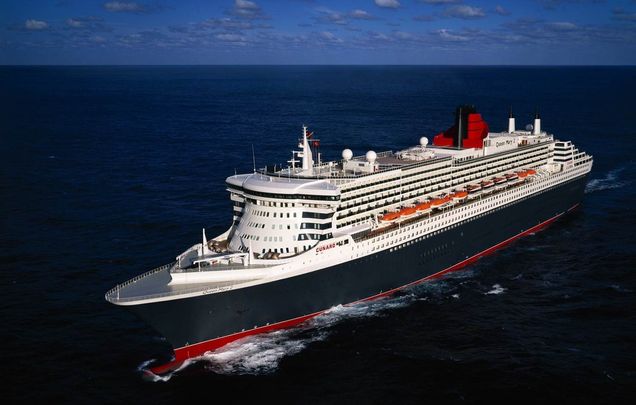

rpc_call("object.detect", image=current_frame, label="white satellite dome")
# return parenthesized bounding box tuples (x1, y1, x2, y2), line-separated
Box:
(342, 149, 353, 161)
(366, 150, 377, 163)
(419, 137, 429, 147)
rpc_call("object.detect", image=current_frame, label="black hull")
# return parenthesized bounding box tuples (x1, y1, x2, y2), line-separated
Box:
(130, 174, 588, 355)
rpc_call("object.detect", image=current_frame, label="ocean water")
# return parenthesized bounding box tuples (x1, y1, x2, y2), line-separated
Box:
(1, 66, 635, 403)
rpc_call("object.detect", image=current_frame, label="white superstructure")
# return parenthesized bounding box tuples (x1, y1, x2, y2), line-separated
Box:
(157, 112, 592, 292)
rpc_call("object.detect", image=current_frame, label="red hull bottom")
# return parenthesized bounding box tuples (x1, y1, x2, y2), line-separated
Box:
(147, 204, 579, 376)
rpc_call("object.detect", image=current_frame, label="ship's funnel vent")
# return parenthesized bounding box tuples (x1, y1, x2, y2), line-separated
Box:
(432, 105, 489, 149)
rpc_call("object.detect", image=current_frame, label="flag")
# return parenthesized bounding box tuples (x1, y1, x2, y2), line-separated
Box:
(312, 140, 320, 147)
(306, 131, 313, 139)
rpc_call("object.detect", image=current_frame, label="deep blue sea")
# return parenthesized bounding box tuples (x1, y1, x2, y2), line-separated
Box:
(1, 66, 635, 403)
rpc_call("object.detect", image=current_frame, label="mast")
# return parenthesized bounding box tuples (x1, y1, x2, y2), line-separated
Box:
(300, 125, 314, 176)
(202, 228, 210, 255)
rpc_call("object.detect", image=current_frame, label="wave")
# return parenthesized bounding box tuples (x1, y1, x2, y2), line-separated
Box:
(138, 358, 195, 382)
(484, 284, 506, 295)
(196, 294, 419, 376)
(198, 329, 329, 375)
(585, 166, 630, 194)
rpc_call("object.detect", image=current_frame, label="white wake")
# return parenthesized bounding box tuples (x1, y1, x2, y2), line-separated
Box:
(140, 271, 474, 380)
(140, 292, 424, 380)
(484, 284, 506, 295)
(585, 166, 630, 194)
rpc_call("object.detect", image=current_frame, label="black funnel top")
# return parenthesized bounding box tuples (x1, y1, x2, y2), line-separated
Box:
(455, 105, 476, 149)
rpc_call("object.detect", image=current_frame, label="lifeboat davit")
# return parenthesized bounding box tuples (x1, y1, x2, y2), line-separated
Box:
(481, 180, 495, 194)
(493, 176, 507, 190)
(466, 184, 482, 199)
(506, 173, 521, 185)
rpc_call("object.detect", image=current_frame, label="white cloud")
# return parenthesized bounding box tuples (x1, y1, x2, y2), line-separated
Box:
(103, 1, 144, 13)
(201, 18, 255, 30)
(375, 0, 400, 9)
(66, 18, 84, 28)
(235, 0, 258, 10)
(216, 33, 247, 42)
(25, 19, 48, 30)
(444, 5, 485, 19)
(371, 32, 391, 41)
(546, 21, 577, 31)
(350, 9, 374, 20)
(319, 31, 343, 43)
(319, 10, 347, 25)
(437, 28, 469, 41)
(232, 0, 265, 18)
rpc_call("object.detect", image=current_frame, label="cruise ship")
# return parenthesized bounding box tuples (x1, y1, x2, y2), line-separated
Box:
(105, 105, 593, 375)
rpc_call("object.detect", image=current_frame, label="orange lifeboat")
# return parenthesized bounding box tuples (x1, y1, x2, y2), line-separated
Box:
(401, 206, 417, 216)
(431, 195, 451, 208)
(451, 191, 468, 201)
(517, 170, 529, 179)
(527, 169, 537, 176)
(380, 211, 401, 222)
(416, 201, 432, 212)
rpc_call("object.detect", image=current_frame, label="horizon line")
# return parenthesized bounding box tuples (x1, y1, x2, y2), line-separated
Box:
(1, 63, 635, 67)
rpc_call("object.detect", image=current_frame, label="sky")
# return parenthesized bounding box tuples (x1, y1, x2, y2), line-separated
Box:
(1, 0, 635, 65)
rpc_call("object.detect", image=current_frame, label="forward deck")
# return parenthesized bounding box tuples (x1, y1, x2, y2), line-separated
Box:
(104, 263, 261, 304)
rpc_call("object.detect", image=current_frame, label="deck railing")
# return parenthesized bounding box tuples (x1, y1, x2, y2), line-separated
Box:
(104, 262, 175, 302)
(105, 278, 248, 304)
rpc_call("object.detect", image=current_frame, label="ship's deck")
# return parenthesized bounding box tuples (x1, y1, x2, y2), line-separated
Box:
(265, 149, 453, 180)
(105, 264, 260, 304)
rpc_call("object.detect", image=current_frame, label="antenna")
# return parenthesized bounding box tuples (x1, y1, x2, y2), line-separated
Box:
(251, 144, 256, 173)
